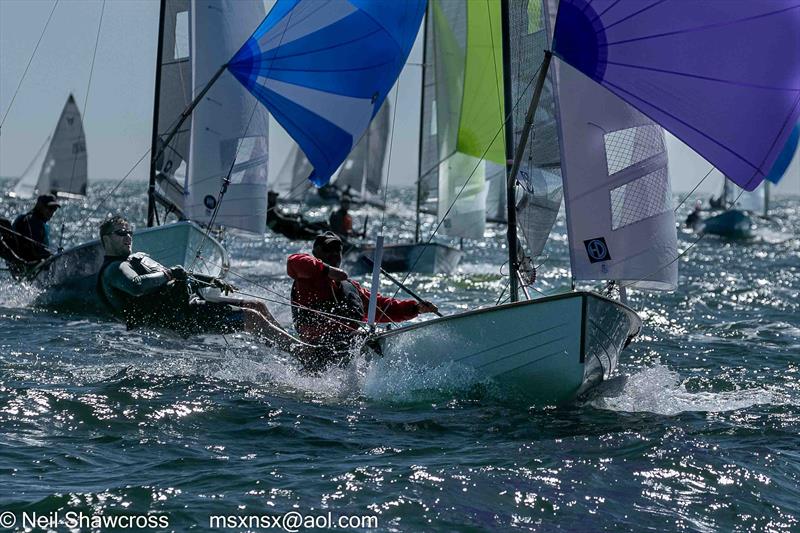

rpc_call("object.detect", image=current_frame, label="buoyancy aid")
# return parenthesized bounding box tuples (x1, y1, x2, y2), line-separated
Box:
(96, 252, 192, 329)
(291, 279, 365, 342)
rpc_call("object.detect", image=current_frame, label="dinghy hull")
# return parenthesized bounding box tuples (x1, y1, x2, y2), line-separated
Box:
(369, 291, 641, 404)
(701, 209, 753, 239)
(349, 242, 462, 275)
(29, 221, 228, 311)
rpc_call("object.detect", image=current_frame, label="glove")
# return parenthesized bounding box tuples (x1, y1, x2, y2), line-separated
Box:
(213, 278, 237, 295)
(168, 265, 188, 281)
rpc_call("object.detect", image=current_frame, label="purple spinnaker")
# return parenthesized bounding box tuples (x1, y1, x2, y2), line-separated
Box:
(552, 0, 800, 191)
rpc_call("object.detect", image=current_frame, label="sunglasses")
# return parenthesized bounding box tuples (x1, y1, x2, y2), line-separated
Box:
(113, 229, 132, 237)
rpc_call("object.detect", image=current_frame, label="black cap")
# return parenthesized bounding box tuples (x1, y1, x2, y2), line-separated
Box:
(36, 194, 60, 208)
(313, 231, 342, 250)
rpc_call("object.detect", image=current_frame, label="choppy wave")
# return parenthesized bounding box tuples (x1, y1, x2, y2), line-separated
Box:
(1, 182, 799, 531)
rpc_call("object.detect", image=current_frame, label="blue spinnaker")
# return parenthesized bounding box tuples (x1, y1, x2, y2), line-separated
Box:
(228, 0, 426, 187)
(551, 0, 800, 191)
(766, 123, 799, 184)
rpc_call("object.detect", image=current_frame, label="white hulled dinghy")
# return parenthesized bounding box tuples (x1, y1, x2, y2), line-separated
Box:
(365, 0, 800, 404)
(28, 0, 274, 306)
(364, 0, 675, 405)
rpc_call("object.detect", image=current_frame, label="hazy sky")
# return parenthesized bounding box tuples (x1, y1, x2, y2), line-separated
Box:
(1, 0, 798, 196)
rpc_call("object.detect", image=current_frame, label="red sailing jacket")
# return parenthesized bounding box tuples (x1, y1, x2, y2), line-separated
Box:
(287, 253, 419, 343)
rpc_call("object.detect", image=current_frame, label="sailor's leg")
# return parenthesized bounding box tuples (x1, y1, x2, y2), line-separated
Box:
(241, 308, 308, 352)
(203, 293, 281, 328)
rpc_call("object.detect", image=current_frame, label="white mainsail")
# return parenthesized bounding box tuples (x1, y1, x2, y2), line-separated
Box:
(13, 95, 87, 199)
(543, 0, 678, 291)
(182, 0, 269, 234)
(152, 0, 193, 205)
(335, 99, 391, 199)
(12, 135, 50, 199)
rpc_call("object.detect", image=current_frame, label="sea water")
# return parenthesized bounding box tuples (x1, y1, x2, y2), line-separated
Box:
(1, 180, 798, 531)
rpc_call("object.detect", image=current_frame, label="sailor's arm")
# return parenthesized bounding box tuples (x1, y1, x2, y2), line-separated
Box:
(352, 282, 419, 323)
(375, 296, 420, 323)
(287, 253, 328, 280)
(109, 261, 171, 297)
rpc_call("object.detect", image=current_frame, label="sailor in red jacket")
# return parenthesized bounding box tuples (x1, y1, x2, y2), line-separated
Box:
(287, 232, 438, 349)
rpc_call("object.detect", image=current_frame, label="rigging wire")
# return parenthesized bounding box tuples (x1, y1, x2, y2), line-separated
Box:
(0, 0, 60, 132)
(391, 62, 542, 299)
(58, 0, 107, 253)
(66, 0, 106, 197)
(61, 147, 151, 244)
(188, 2, 297, 269)
(379, 81, 402, 231)
(674, 165, 715, 213)
(618, 186, 749, 291)
(189, 253, 393, 329)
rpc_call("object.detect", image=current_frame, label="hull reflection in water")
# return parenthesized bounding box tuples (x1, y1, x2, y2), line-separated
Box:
(30, 221, 228, 311)
(369, 291, 641, 404)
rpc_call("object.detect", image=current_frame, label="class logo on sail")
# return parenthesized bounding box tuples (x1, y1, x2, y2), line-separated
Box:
(584, 237, 610, 263)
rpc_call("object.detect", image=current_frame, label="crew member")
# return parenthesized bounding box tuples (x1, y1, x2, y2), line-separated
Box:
(12, 194, 60, 262)
(96, 215, 303, 349)
(685, 200, 703, 228)
(287, 231, 437, 367)
(328, 196, 353, 238)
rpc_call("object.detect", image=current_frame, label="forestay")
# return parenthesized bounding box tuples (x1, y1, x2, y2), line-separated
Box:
(183, 0, 269, 234)
(228, 0, 425, 189)
(508, 0, 563, 257)
(545, 0, 677, 290)
(551, 0, 800, 191)
(14, 95, 87, 199)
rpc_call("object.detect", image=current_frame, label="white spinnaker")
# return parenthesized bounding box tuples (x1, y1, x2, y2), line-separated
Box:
(185, 0, 269, 234)
(544, 0, 677, 291)
(13, 135, 51, 198)
(20, 95, 88, 198)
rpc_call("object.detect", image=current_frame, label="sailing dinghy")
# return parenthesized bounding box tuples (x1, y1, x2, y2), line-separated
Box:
(29, 0, 275, 307)
(703, 122, 799, 238)
(364, 0, 800, 404)
(10, 94, 88, 200)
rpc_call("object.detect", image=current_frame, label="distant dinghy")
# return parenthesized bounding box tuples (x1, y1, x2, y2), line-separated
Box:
(11, 94, 88, 199)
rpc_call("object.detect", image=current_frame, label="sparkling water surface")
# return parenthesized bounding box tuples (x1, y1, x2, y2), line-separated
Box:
(1, 180, 798, 532)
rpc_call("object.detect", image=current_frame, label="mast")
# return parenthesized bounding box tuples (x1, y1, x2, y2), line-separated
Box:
(414, 9, 429, 244)
(764, 181, 770, 217)
(722, 176, 729, 209)
(147, 0, 167, 227)
(500, 0, 519, 302)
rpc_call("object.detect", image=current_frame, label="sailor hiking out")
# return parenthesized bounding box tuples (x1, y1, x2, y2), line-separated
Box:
(96, 215, 303, 350)
(287, 231, 437, 368)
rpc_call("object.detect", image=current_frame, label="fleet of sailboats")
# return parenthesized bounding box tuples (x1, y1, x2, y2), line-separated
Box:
(2, 0, 799, 404)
